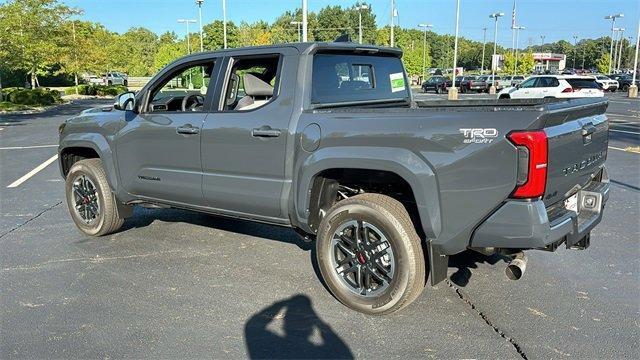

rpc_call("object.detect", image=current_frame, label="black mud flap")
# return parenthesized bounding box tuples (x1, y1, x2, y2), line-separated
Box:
(428, 240, 449, 286)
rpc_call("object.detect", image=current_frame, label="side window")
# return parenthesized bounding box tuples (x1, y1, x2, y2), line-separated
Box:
(221, 55, 280, 111)
(149, 61, 215, 112)
(536, 77, 559, 88)
(519, 78, 536, 88)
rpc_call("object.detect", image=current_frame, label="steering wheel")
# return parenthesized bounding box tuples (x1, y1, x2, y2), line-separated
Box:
(181, 94, 205, 112)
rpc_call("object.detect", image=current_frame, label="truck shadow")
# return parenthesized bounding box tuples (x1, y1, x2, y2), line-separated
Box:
(447, 251, 509, 287)
(120, 207, 313, 250)
(244, 294, 353, 359)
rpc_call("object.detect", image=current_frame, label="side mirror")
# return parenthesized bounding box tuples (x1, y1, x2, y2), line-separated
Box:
(114, 92, 136, 111)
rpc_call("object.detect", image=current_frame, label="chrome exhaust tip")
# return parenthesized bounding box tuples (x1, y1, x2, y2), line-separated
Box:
(505, 252, 527, 281)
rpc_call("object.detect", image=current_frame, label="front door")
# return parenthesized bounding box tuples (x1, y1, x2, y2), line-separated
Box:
(200, 50, 297, 220)
(510, 77, 537, 98)
(116, 59, 217, 206)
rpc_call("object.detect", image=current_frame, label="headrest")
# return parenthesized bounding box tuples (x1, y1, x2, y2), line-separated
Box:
(243, 73, 274, 97)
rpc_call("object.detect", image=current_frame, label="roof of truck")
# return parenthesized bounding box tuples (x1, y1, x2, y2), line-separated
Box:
(195, 42, 403, 57)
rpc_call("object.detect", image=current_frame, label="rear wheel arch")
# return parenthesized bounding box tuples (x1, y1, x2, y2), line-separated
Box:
(295, 148, 441, 243)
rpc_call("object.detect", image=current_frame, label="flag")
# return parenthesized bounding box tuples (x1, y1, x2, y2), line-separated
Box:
(511, 0, 517, 29)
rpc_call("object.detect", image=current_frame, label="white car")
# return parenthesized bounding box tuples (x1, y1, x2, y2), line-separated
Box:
(594, 75, 618, 91)
(497, 75, 604, 99)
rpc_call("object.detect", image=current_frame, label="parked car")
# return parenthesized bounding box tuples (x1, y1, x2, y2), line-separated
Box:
(508, 75, 526, 86)
(59, 42, 610, 315)
(103, 72, 128, 86)
(421, 75, 448, 93)
(467, 76, 489, 92)
(594, 75, 618, 92)
(445, 76, 477, 92)
(609, 74, 639, 91)
(86, 75, 104, 86)
(498, 75, 603, 99)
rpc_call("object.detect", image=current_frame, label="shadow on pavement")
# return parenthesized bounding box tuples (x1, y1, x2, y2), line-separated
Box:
(448, 250, 509, 287)
(244, 294, 353, 360)
(0, 99, 113, 123)
(119, 207, 313, 250)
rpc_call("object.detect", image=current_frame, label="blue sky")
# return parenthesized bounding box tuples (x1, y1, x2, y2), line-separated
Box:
(64, 0, 639, 46)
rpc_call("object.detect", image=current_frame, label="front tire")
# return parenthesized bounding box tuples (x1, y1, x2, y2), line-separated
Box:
(316, 194, 425, 315)
(65, 158, 125, 236)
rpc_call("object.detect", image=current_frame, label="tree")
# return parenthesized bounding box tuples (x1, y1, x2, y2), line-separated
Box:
(346, 2, 376, 44)
(502, 52, 516, 74)
(0, 0, 76, 88)
(315, 5, 350, 41)
(517, 52, 535, 74)
(203, 20, 239, 50)
(596, 53, 611, 74)
(153, 42, 184, 72)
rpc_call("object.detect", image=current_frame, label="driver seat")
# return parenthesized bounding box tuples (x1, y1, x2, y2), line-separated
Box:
(235, 73, 274, 111)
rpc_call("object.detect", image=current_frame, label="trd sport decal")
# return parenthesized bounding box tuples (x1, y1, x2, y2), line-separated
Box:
(459, 128, 499, 144)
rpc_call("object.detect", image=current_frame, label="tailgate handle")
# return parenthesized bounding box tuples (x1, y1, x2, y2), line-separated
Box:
(581, 124, 596, 137)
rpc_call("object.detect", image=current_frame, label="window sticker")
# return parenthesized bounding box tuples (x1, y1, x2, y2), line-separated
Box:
(390, 72, 405, 92)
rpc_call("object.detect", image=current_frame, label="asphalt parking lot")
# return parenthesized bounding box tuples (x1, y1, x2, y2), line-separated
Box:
(0, 93, 638, 359)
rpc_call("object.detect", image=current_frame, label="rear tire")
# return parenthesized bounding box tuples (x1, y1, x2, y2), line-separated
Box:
(65, 158, 125, 236)
(123, 80, 128, 87)
(621, 84, 629, 91)
(316, 193, 425, 315)
(499, 94, 510, 99)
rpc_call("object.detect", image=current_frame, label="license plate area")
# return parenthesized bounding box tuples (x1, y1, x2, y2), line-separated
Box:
(564, 190, 603, 214)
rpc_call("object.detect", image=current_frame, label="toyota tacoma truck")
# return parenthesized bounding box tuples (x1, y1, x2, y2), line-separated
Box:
(58, 42, 610, 315)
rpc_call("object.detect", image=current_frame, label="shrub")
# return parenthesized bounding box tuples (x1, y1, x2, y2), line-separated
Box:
(5, 88, 62, 106)
(64, 84, 128, 96)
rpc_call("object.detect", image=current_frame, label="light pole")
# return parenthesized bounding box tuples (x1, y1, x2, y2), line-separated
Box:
(629, 17, 639, 98)
(481, 27, 487, 75)
(356, 4, 369, 44)
(605, 13, 624, 74)
(489, 12, 504, 94)
(196, 1, 204, 52)
(390, 0, 395, 47)
(418, 24, 433, 82)
(302, 0, 308, 42)
(612, 28, 621, 72)
(616, 28, 626, 72)
(178, 19, 197, 54)
(540, 35, 545, 50)
(449, 0, 461, 100)
(291, 21, 302, 42)
(222, 0, 227, 48)
(513, 26, 524, 76)
(572, 35, 578, 69)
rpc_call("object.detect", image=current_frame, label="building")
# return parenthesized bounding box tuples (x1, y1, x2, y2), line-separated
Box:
(491, 52, 567, 73)
(533, 53, 566, 73)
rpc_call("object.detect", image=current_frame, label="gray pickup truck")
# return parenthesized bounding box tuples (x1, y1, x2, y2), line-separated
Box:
(58, 42, 610, 315)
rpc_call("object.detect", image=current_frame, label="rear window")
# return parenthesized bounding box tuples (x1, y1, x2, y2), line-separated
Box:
(311, 54, 408, 105)
(566, 78, 600, 89)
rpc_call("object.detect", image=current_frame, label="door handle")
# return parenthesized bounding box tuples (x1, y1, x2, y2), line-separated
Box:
(176, 124, 200, 135)
(252, 126, 281, 138)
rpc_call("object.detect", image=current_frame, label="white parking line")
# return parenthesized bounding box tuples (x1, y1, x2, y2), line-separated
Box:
(0, 144, 58, 150)
(7, 154, 59, 188)
(610, 129, 640, 135)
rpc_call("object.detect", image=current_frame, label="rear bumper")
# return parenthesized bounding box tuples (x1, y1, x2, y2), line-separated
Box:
(470, 179, 609, 250)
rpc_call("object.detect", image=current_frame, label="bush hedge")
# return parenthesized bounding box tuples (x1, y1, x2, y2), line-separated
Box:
(64, 84, 128, 96)
(1, 88, 62, 106)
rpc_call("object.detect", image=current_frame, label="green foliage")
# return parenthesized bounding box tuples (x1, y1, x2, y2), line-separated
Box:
(0, 101, 31, 111)
(64, 84, 127, 96)
(596, 53, 611, 74)
(4, 88, 62, 105)
(518, 52, 535, 74)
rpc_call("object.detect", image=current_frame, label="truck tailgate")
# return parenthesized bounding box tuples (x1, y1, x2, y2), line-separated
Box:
(540, 99, 609, 207)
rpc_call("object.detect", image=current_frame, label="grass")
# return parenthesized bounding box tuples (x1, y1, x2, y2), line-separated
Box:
(0, 101, 33, 112)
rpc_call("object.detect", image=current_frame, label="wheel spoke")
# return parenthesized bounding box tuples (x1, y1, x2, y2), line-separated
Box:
(373, 261, 392, 281)
(336, 241, 355, 258)
(338, 264, 358, 275)
(338, 234, 357, 250)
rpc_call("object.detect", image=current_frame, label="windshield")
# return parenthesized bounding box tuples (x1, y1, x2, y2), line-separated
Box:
(596, 75, 609, 80)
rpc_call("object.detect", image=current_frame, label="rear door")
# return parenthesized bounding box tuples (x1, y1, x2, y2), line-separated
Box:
(535, 76, 560, 97)
(541, 100, 609, 206)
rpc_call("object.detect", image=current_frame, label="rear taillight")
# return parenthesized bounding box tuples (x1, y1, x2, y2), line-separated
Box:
(561, 87, 574, 93)
(508, 130, 548, 199)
